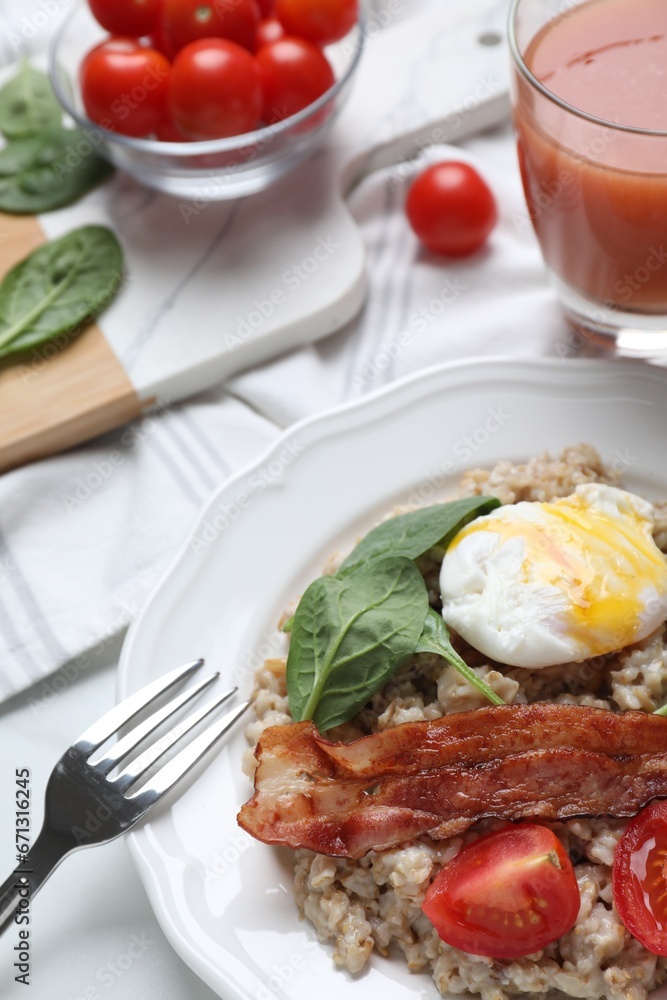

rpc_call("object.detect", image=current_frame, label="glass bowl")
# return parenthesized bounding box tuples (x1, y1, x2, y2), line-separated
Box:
(49, 3, 364, 200)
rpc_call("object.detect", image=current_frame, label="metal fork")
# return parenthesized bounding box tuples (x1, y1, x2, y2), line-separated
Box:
(0, 659, 248, 936)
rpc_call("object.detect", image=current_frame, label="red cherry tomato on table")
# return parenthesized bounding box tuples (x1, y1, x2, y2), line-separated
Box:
(88, 0, 161, 37)
(274, 0, 357, 44)
(421, 825, 580, 959)
(613, 801, 667, 955)
(168, 38, 262, 139)
(257, 37, 334, 123)
(162, 0, 260, 53)
(406, 161, 498, 257)
(256, 16, 285, 48)
(80, 38, 171, 138)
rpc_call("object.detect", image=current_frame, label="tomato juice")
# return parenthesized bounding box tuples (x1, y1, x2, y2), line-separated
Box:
(512, 0, 667, 314)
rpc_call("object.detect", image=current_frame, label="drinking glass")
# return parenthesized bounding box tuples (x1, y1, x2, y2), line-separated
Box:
(509, 0, 667, 355)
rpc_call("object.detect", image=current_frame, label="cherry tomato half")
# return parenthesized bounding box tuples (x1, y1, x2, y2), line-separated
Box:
(421, 825, 580, 958)
(613, 801, 667, 955)
(168, 38, 262, 139)
(406, 161, 498, 257)
(274, 0, 357, 44)
(81, 38, 171, 138)
(257, 37, 334, 123)
(256, 16, 285, 48)
(88, 0, 161, 37)
(163, 0, 260, 53)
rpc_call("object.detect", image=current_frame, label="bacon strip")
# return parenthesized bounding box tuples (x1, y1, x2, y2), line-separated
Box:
(237, 704, 667, 858)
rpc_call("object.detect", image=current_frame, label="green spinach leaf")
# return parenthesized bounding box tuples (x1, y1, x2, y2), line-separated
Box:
(0, 128, 113, 214)
(287, 556, 428, 731)
(0, 62, 62, 139)
(284, 498, 506, 727)
(416, 608, 504, 705)
(0, 225, 124, 358)
(281, 496, 501, 633)
(338, 496, 501, 577)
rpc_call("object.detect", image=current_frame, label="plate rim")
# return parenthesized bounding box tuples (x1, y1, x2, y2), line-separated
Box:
(118, 355, 667, 996)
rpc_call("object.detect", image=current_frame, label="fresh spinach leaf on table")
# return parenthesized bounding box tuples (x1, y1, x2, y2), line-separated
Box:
(0, 63, 113, 212)
(0, 62, 62, 139)
(287, 556, 428, 731)
(0, 225, 124, 359)
(0, 128, 114, 214)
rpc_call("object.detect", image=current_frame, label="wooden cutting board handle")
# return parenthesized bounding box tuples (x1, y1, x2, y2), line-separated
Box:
(0, 214, 146, 474)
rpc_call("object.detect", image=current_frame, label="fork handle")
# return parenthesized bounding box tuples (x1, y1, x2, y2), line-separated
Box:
(0, 827, 72, 938)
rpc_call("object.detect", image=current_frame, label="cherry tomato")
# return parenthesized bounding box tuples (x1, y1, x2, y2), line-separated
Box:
(406, 161, 498, 257)
(613, 801, 667, 954)
(256, 16, 285, 48)
(80, 38, 171, 138)
(163, 0, 260, 53)
(257, 37, 334, 124)
(150, 0, 176, 58)
(156, 115, 190, 141)
(168, 38, 262, 139)
(274, 0, 357, 44)
(421, 825, 580, 959)
(88, 0, 161, 37)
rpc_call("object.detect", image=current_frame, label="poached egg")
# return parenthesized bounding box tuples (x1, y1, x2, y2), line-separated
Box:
(440, 484, 667, 668)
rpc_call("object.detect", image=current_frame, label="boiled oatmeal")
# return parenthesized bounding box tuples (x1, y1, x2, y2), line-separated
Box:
(242, 445, 667, 1000)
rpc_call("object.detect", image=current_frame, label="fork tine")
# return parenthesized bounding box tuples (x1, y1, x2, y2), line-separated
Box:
(77, 659, 205, 751)
(90, 672, 227, 774)
(121, 700, 249, 804)
(114, 689, 246, 793)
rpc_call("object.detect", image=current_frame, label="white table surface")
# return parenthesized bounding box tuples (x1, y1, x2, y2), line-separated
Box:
(0, 634, 218, 1000)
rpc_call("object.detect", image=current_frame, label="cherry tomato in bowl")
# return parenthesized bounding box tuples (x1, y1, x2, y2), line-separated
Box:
(168, 38, 262, 140)
(150, 4, 176, 59)
(256, 16, 285, 48)
(54, 0, 364, 197)
(80, 38, 171, 138)
(256, 37, 334, 124)
(162, 0, 260, 53)
(406, 161, 498, 257)
(156, 115, 190, 142)
(613, 801, 667, 954)
(88, 0, 161, 37)
(421, 824, 580, 958)
(275, 0, 357, 44)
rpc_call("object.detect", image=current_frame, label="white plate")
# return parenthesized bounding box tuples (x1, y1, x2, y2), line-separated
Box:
(118, 357, 667, 1000)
